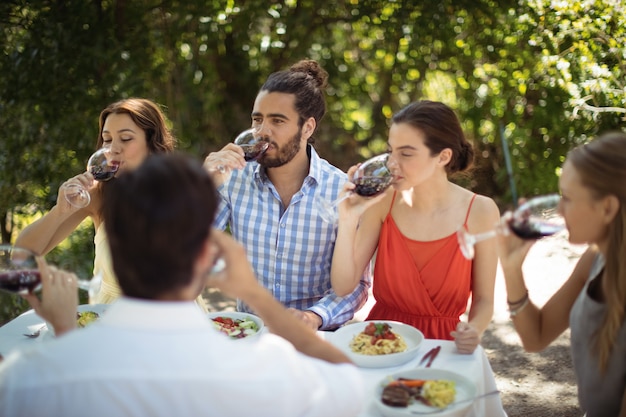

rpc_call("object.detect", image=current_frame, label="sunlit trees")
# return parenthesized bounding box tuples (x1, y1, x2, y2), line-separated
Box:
(1, 0, 624, 320)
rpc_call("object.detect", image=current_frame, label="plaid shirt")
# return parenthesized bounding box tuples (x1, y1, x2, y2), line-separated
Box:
(214, 145, 370, 330)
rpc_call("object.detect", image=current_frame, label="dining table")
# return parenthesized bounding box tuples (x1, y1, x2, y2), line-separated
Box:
(0, 306, 507, 417)
(316, 331, 507, 417)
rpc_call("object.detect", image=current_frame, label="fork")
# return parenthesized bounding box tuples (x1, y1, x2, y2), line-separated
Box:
(417, 345, 441, 368)
(409, 390, 500, 414)
(23, 324, 47, 338)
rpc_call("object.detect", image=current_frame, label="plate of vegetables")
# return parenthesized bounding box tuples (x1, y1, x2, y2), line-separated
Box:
(207, 311, 264, 340)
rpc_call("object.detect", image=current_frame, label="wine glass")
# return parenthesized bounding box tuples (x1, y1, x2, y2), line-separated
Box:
(64, 147, 119, 208)
(215, 128, 269, 174)
(0, 245, 103, 299)
(457, 193, 565, 260)
(318, 153, 394, 223)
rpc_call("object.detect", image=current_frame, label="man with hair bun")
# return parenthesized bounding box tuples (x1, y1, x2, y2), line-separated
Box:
(204, 59, 370, 331)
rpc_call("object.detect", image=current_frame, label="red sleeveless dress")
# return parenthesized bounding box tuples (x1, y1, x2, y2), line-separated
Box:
(366, 193, 476, 340)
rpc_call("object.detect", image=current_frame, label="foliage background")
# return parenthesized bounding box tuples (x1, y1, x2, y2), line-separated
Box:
(1, 0, 625, 322)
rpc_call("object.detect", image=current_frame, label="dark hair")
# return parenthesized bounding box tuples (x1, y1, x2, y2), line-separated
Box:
(103, 153, 218, 299)
(567, 131, 626, 373)
(96, 98, 176, 153)
(260, 59, 328, 143)
(391, 100, 474, 174)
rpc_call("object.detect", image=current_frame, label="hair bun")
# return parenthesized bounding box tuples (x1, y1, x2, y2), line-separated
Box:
(290, 59, 328, 89)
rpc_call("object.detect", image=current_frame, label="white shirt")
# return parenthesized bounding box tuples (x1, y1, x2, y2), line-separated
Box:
(0, 298, 364, 417)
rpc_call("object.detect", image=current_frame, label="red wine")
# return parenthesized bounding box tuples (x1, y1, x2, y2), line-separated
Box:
(0, 270, 41, 293)
(510, 220, 564, 240)
(240, 143, 269, 162)
(353, 176, 392, 197)
(90, 166, 117, 181)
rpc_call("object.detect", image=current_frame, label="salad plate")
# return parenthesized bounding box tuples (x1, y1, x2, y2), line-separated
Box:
(207, 311, 264, 340)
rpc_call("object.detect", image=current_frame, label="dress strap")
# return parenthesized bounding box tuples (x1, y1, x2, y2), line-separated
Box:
(463, 194, 477, 226)
(387, 190, 397, 216)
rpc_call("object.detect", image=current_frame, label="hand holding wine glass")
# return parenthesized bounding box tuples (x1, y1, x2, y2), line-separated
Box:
(317, 153, 394, 223)
(64, 147, 119, 208)
(203, 128, 269, 185)
(457, 194, 565, 260)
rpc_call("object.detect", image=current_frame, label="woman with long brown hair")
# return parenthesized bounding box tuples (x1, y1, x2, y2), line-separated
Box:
(497, 131, 626, 416)
(16, 98, 178, 304)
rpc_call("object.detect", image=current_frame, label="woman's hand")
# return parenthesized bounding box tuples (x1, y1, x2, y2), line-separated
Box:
(450, 322, 481, 354)
(495, 211, 535, 272)
(22, 257, 78, 336)
(57, 172, 95, 212)
(336, 164, 388, 222)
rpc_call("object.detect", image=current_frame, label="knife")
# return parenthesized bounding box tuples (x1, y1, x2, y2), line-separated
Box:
(418, 345, 441, 368)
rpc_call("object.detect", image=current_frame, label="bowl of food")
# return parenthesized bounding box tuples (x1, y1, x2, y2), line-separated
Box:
(330, 321, 424, 368)
(40, 304, 107, 339)
(374, 368, 477, 417)
(207, 311, 264, 340)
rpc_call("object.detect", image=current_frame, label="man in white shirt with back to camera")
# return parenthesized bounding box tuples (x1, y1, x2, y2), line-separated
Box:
(0, 153, 364, 417)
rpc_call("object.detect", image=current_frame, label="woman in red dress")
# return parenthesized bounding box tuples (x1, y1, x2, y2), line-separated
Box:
(331, 100, 499, 353)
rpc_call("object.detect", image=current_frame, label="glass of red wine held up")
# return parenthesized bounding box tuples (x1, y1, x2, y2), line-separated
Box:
(318, 153, 394, 224)
(0, 245, 102, 299)
(64, 147, 119, 208)
(215, 128, 269, 174)
(457, 193, 565, 260)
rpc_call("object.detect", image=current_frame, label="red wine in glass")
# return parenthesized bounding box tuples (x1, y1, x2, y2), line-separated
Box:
(240, 143, 269, 162)
(0, 246, 41, 294)
(0, 245, 103, 297)
(64, 147, 119, 208)
(0, 269, 41, 294)
(353, 176, 393, 197)
(457, 194, 565, 259)
(509, 220, 564, 239)
(214, 128, 269, 173)
(318, 153, 393, 223)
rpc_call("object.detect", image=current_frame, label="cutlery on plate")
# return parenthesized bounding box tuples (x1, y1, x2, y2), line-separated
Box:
(410, 390, 500, 414)
(23, 324, 47, 339)
(418, 345, 441, 368)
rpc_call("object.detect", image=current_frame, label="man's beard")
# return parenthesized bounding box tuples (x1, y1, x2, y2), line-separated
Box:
(257, 127, 303, 168)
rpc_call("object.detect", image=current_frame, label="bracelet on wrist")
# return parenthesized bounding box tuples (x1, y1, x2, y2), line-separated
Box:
(509, 297, 530, 318)
(507, 291, 529, 307)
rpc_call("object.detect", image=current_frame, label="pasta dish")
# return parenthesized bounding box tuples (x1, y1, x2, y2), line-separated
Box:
(350, 322, 407, 355)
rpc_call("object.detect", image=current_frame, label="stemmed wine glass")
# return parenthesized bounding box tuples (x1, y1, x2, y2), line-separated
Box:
(0, 245, 102, 299)
(318, 153, 394, 223)
(64, 147, 119, 208)
(457, 193, 565, 260)
(215, 128, 269, 174)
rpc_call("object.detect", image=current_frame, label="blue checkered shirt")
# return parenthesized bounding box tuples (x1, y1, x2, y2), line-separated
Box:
(214, 145, 370, 330)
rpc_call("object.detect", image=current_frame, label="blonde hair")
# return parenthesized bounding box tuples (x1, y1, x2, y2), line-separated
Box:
(568, 131, 626, 373)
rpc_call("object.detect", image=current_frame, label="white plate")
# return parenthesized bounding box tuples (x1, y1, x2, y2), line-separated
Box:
(374, 368, 477, 417)
(207, 311, 264, 340)
(40, 304, 108, 340)
(330, 321, 424, 368)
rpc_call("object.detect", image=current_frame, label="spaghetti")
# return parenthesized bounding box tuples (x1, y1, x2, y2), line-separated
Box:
(349, 322, 407, 355)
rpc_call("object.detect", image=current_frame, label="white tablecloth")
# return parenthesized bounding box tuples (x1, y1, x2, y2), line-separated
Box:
(316, 333, 507, 417)
(0, 308, 506, 417)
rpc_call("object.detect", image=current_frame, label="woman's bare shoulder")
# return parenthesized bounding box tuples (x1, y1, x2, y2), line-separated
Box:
(464, 192, 500, 227)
